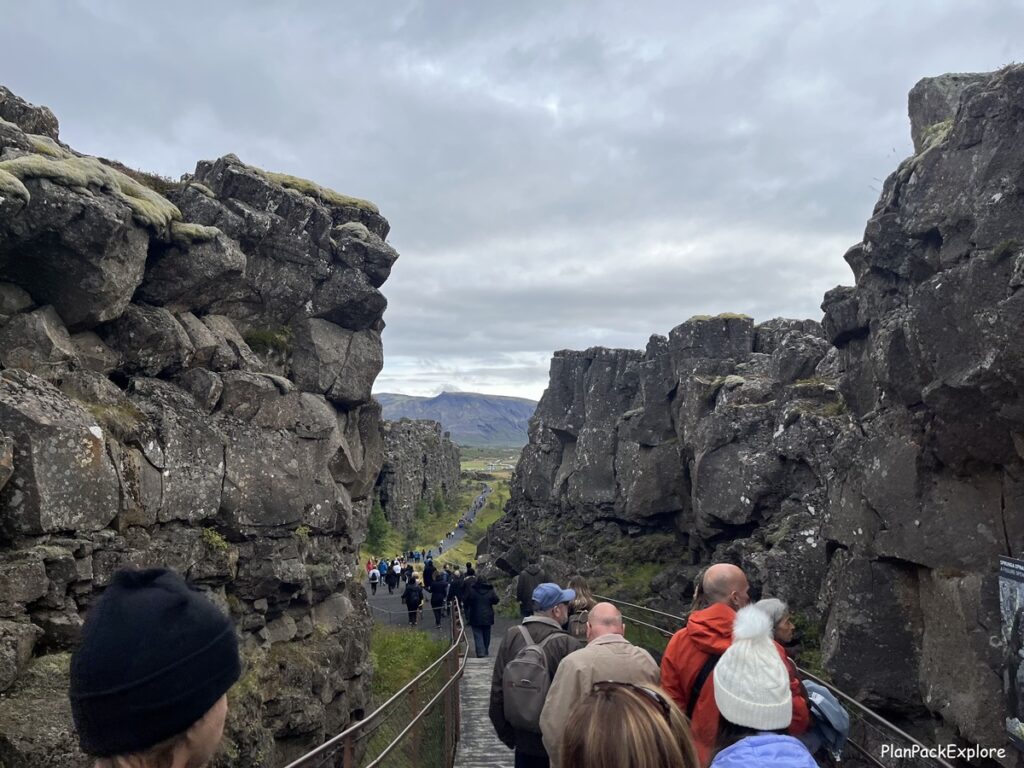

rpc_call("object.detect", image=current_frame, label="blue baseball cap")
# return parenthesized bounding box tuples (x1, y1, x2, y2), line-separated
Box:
(532, 583, 576, 611)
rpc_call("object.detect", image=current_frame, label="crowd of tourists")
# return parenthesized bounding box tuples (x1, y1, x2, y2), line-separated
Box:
(66, 561, 845, 768)
(487, 563, 847, 768)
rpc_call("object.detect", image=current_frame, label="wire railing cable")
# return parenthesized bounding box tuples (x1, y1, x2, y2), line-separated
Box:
(592, 594, 955, 768)
(283, 600, 469, 768)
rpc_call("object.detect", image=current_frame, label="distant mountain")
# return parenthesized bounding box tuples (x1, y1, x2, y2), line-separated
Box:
(374, 391, 537, 447)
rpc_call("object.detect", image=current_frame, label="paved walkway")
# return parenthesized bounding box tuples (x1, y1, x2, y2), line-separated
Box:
(454, 656, 514, 768)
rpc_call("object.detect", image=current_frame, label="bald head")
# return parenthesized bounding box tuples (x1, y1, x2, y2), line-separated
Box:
(702, 564, 750, 610)
(586, 602, 624, 642)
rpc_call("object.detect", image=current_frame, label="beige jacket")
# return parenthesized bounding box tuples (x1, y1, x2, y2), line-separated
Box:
(539, 633, 660, 764)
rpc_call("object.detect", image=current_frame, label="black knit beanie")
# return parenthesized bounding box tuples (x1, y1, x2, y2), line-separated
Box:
(69, 568, 241, 757)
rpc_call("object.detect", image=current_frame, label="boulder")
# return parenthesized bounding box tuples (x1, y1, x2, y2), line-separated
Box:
(0, 369, 119, 536)
(310, 267, 387, 330)
(0, 620, 42, 692)
(0, 281, 32, 314)
(135, 231, 246, 312)
(0, 85, 60, 139)
(0, 305, 78, 376)
(127, 378, 224, 524)
(289, 319, 382, 406)
(174, 367, 224, 413)
(201, 314, 263, 371)
(0, 178, 149, 329)
(101, 303, 195, 376)
(907, 72, 987, 153)
(69, 331, 119, 374)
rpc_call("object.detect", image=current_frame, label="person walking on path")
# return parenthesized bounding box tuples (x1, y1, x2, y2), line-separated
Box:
(368, 567, 379, 596)
(365, 557, 374, 576)
(385, 563, 399, 595)
(660, 564, 809, 766)
(464, 572, 499, 657)
(489, 582, 583, 768)
(401, 575, 424, 626)
(566, 575, 597, 641)
(69, 568, 241, 768)
(516, 563, 549, 618)
(540, 602, 660, 765)
(428, 571, 449, 627)
(447, 568, 464, 618)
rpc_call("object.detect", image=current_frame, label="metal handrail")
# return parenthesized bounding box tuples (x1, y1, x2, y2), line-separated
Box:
(593, 595, 956, 768)
(795, 667, 955, 768)
(283, 600, 469, 768)
(593, 593, 692, 623)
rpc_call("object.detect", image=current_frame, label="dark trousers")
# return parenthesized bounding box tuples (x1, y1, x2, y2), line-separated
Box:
(472, 625, 491, 657)
(432, 605, 444, 626)
(514, 750, 548, 768)
(407, 607, 418, 625)
(370, 582, 377, 595)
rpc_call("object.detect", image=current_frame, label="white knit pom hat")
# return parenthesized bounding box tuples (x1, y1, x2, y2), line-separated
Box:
(713, 605, 792, 730)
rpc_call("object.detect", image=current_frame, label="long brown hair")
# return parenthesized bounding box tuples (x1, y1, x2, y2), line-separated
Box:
(559, 683, 700, 768)
(568, 575, 596, 612)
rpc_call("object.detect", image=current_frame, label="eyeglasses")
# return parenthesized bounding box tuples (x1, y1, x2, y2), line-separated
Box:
(592, 681, 673, 722)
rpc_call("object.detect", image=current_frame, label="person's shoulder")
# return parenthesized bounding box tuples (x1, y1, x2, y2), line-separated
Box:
(712, 735, 815, 768)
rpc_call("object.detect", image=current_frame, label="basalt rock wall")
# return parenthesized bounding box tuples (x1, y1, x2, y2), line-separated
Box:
(820, 66, 1024, 755)
(487, 65, 1024, 760)
(484, 314, 846, 617)
(0, 86, 397, 767)
(375, 418, 461, 534)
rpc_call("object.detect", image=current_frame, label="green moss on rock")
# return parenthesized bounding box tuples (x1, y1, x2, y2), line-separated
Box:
(244, 326, 292, 355)
(186, 181, 216, 198)
(336, 221, 371, 240)
(258, 169, 379, 214)
(0, 153, 181, 230)
(920, 119, 953, 152)
(169, 220, 222, 247)
(0, 167, 30, 207)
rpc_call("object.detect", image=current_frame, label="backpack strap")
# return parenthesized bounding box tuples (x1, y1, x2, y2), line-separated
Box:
(686, 653, 720, 718)
(516, 624, 537, 649)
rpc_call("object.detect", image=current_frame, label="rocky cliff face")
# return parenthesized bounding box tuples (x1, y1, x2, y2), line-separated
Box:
(375, 418, 461, 533)
(0, 86, 397, 766)
(487, 65, 1024, 757)
(820, 66, 1024, 751)
(484, 315, 845, 617)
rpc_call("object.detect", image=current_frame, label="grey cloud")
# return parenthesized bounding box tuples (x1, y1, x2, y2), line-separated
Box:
(2, 1, 1024, 399)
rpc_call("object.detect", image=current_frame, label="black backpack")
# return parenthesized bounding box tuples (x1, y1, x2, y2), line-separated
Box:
(405, 585, 423, 609)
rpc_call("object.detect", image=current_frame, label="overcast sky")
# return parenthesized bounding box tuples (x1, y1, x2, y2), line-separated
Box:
(3, 1, 1023, 400)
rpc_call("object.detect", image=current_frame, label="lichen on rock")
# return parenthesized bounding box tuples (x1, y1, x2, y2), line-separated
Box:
(0, 153, 181, 231)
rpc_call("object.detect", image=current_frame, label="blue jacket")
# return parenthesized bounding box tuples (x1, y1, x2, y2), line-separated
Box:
(710, 734, 817, 768)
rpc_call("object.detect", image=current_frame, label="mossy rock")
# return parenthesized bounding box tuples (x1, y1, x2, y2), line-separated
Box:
(336, 221, 371, 240)
(687, 312, 753, 322)
(243, 326, 293, 356)
(169, 220, 222, 247)
(0, 167, 30, 207)
(84, 401, 147, 443)
(257, 168, 379, 214)
(0, 153, 181, 230)
(27, 134, 71, 159)
(186, 181, 216, 198)
(919, 119, 952, 153)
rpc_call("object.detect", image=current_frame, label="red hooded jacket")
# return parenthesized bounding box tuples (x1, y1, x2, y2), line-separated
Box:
(660, 602, 809, 767)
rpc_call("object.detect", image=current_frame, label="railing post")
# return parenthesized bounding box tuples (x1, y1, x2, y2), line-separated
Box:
(342, 734, 353, 768)
(444, 649, 455, 766)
